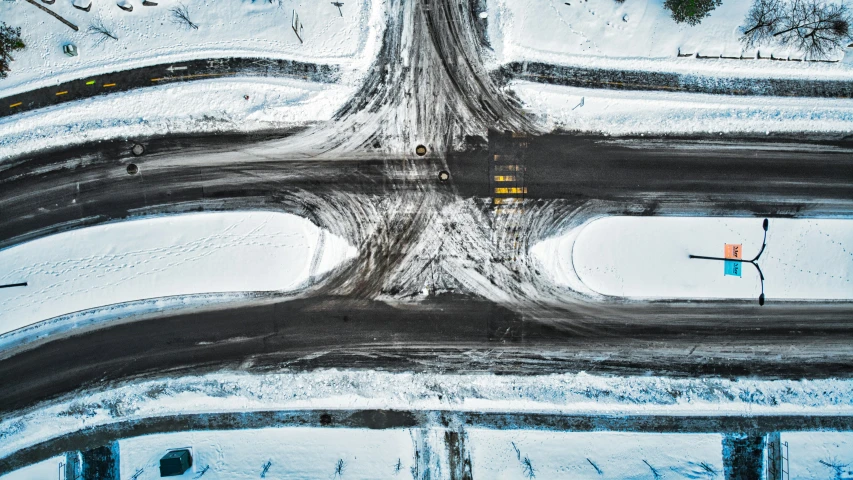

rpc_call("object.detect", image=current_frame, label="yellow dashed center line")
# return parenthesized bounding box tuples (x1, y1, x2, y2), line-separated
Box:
(55, 91, 69, 96)
(103, 83, 116, 87)
(9, 102, 22, 108)
(86, 80, 96, 85)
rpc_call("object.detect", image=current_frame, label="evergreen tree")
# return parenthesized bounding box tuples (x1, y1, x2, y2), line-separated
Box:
(1, 23, 25, 79)
(664, 0, 723, 25)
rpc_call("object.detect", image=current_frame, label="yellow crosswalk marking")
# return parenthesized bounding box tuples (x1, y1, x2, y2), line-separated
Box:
(494, 175, 516, 182)
(494, 165, 521, 172)
(494, 187, 527, 195)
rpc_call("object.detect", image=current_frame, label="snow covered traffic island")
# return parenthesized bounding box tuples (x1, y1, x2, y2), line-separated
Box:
(0, 211, 355, 339)
(534, 216, 853, 302)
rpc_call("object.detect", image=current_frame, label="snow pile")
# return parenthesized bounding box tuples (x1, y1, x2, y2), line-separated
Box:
(468, 430, 724, 480)
(3, 370, 853, 460)
(0, 76, 354, 160)
(487, 0, 853, 77)
(534, 216, 853, 301)
(512, 81, 853, 135)
(0, 211, 356, 335)
(0, 0, 386, 96)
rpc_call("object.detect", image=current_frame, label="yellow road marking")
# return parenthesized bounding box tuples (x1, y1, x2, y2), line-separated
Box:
(494, 175, 516, 182)
(493, 197, 523, 205)
(494, 165, 521, 172)
(103, 83, 116, 87)
(495, 187, 527, 195)
(151, 72, 236, 82)
(56, 91, 68, 96)
(9, 102, 22, 108)
(493, 154, 502, 161)
(86, 80, 96, 85)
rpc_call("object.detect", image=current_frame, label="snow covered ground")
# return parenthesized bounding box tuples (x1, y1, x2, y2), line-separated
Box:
(486, 0, 853, 78)
(512, 81, 853, 135)
(0, 0, 385, 96)
(0, 211, 355, 336)
(0, 456, 64, 480)
(0, 76, 355, 160)
(783, 432, 853, 479)
(4, 369, 853, 463)
(118, 428, 414, 480)
(468, 430, 723, 480)
(534, 216, 853, 301)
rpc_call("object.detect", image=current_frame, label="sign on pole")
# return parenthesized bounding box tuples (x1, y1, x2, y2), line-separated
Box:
(724, 243, 742, 277)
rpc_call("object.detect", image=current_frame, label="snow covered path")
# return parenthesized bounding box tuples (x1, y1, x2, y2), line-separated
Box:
(534, 217, 853, 301)
(0, 212, 355, 335)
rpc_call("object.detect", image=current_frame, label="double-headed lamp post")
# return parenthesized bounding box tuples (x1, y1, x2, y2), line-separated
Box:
(688, 218, 769, 306)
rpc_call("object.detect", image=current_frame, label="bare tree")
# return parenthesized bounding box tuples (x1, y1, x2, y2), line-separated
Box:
(740, 0, 786, 48)
(170, 3, 199, 30)
(775, 0, 852, 57)
(333, 459, 345, 477)
(87, 16, 118, 47)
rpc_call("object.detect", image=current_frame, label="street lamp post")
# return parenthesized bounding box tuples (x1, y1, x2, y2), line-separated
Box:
(689, 218, 769, 306)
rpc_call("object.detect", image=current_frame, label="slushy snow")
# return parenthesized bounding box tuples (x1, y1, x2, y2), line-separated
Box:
(0, 211, 356, 335)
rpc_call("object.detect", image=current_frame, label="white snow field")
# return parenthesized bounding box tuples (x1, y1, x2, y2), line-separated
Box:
(783, 432, 853, 479)
(0, 211, 356, 335)
(0, 456, 64, 480)
(513, 81, 853, 135)
(533, 217, 853, 301)
(0, 76, 355, 160)
(468, 430, 724, 480)
(486, 0, 853, 77)
(0, 0, 385, 96)
(117, 428, 415, 480)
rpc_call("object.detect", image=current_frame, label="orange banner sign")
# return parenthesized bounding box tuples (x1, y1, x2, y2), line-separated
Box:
(724, 244, 742, 260)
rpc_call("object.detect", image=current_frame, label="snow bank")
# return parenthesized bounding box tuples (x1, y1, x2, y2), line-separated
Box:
(4, 370, 853, 461)
(0, 0, 385, 96)
(512, 81, 853, 135)
(0, 76, 354, 161)
(534, 216, 853, 301)
(487, 0, 853, 78)
(0, 211, 356, 335)
(782, 432, 853, 479)
(468, 430, 723, 480)
(118, 428, 414, 480)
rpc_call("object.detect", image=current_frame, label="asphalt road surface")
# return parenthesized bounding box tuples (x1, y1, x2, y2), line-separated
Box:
(1, 0, 853, 430)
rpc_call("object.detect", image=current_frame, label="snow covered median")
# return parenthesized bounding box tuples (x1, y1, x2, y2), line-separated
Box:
(533, 216, 853, 301)
(1, 0, 385, 96)
(512, 81, 853, 135)
(0, 211, 356, 336)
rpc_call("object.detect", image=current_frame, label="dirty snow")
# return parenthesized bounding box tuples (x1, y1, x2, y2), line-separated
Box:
(512, 81, 853, 135)
(486, 0, 853, 78)
(534, 216, 853, 300)
(0, 211, 356, 335)
(0, 76, 354, 160)
(0, 0, 385, 96)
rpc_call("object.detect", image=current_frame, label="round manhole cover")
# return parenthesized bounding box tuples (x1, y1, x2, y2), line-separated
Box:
(438, 170, 450, 182)
(126, 163, 139, 175)
(415, 145, 427, 156)
(131, 144, 145, 156)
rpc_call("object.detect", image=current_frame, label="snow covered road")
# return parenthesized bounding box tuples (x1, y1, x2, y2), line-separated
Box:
(0, 212, 355, 335)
